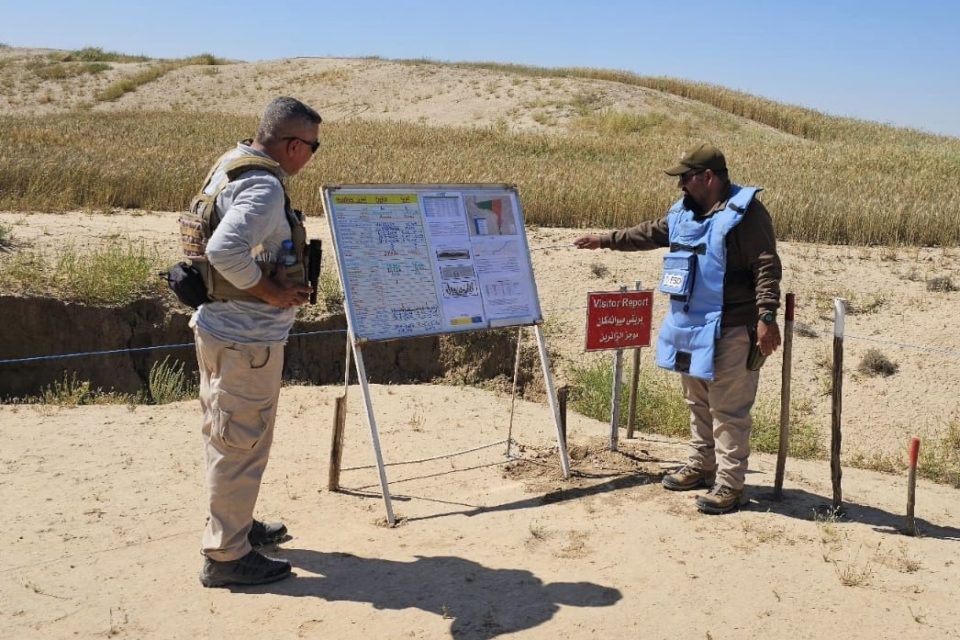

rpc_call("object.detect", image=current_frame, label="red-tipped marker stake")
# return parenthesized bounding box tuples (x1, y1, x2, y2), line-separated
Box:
(905, 436, 921, 536)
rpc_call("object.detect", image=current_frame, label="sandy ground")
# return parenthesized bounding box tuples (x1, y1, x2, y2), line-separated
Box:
(2, 384, 960, 640)
(2, 210, 960, 639)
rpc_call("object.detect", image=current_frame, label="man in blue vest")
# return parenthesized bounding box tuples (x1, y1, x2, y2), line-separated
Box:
(574, 143, 782, 514)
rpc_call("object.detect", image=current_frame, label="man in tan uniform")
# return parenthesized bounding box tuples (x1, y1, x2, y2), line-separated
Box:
(575, 143, 782, 514)
(192, 97, 320, 586)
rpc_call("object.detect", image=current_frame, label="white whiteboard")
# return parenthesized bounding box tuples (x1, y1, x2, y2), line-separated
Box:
(323, 184, 544, 342)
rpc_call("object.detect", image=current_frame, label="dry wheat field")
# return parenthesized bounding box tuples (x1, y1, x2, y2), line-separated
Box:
(1, 47, 959, 639)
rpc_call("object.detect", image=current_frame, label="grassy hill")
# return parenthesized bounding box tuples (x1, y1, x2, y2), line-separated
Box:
(1, 47, 958, 246)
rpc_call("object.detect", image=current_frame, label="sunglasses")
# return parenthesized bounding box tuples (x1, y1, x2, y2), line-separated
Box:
(679, 169, 705, 185)
(284, 136, 320, 153)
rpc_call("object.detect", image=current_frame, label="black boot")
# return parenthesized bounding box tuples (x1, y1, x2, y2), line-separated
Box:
(248, 520, 288, 546)
(200, 550, 292, 588)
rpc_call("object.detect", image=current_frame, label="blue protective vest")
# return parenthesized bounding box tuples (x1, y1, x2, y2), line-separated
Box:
(654, 184, 760, 381)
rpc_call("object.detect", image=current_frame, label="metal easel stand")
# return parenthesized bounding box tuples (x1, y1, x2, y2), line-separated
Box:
(350, 334, 397, 526)
(505, 326, 524, 458)
(534, 324, 571, 478)
(337, 322, 569, 527)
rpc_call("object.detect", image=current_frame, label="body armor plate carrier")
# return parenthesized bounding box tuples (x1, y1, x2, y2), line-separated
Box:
(178, 147, 308, 304)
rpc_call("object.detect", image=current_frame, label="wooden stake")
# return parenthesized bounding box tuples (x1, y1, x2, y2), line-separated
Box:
(626, 280, 642, 440)
(609, 285, 627, 452)
(830, 298, 846, 513)
(610, 348, 623, 451)
(328, 396, 347, 491)
(905, 436, 921, 536)
(773, 292, 795, 499)
(327, 333, 352, 492)
(558, 385, 569, 447)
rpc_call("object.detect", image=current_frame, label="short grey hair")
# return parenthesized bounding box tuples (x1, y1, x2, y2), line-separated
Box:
(254, 97, 322, 145)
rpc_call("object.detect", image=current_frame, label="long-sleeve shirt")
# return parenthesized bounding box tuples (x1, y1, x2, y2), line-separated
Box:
(193, 144, 297, 344)
(600, 187, 782, 327)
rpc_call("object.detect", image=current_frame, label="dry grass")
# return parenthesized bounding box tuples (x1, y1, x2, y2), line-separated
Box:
(1, 107, 958, 246)
(0, 240, 165, 304)
(857, 348, 899, 377)
(411, 59, 951, 144)
(95, 54, 224, 102)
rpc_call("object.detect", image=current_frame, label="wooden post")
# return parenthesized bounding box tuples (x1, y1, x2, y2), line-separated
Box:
(609, 285, 627, 452)
(558, 385, 569, 447)
(327, 333, 352, 491)
(905, 436, 921, 536)
(830, 298, 846, 513)
(773, 292, 795, 499)
(626, 280, 642, 439)
(610, 348, 623, 451)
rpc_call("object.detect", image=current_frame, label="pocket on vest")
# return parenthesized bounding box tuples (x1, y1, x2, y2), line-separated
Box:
(656, 316, 720, 381)
(658, 252, 696, 300)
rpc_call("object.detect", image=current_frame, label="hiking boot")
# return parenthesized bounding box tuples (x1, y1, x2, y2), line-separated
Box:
(696, 484, 748, 515)
(661, 464, 715, 491)
(199, 550, 292, 588)
(248, 519, 288, 546)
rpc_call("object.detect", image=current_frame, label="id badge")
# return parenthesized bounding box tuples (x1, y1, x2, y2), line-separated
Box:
(659, 252, 696, 299)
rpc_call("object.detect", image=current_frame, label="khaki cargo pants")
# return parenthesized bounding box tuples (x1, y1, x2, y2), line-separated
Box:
(194, 326, 284, 562)
(680, 325, 760, 491)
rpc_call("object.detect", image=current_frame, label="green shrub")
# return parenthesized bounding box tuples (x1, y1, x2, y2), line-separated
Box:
(318, 267, 344, 313)
(919, 421, 960, 488)
(926, 275, 956, 292)
(55, 241, 161, 303)
(858, 348, 898, 377)
(574, 110, 668, 135)
(0, 241, 164, 304)
(570, 358, 823, 458)
(148, 356, 197, 404)
(32, 61, 111, 80)
(751, 398, 824, 458)
(41, 372, 95, 405)
(36, 372, 132, 406)
(53, 47, 149, 63)
(569, 359, 688, 438)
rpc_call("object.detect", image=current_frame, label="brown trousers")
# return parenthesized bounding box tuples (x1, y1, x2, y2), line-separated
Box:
(680, 325, 760, 491)
(194, 326, 284, 562)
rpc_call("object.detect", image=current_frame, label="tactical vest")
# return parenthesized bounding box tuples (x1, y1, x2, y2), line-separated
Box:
(179, 146, 307, 303)
(654, 185, 760, 381)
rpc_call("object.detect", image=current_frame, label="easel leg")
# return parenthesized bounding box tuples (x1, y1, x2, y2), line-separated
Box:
(506, 326, 523, 457)
(352, 340, 396, 525)
(534, 324, 571, 478)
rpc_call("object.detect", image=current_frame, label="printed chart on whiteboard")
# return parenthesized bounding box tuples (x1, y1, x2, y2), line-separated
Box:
(324, 185, 544, 341)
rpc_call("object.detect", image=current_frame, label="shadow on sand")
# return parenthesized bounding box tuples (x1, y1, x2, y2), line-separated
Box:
(750, 487, 960, 540)
(234, 550, 621, 639)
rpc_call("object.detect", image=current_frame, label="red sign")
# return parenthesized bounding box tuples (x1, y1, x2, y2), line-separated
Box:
(585, 290, 654, 351)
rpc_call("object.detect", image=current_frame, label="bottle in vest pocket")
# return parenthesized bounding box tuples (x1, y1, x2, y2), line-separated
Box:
(279, 239, 297, 267)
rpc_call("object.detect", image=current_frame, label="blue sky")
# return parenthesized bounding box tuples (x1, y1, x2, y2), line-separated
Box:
(3, 0, 958, 137)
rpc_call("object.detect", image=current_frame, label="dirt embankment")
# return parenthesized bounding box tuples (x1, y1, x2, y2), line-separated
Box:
(0, 296, 531, 399)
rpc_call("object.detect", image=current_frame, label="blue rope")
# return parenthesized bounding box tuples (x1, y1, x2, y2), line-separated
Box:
(0, 328, 348, 366)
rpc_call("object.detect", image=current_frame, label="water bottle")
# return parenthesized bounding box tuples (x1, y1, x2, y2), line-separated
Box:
(279, 239, 297, 267)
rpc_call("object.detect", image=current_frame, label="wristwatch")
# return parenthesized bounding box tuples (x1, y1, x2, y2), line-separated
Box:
(759, 310, 776, 325)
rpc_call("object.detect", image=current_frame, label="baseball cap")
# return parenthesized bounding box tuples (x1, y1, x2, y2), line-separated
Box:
(664, 143, 727, 176)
